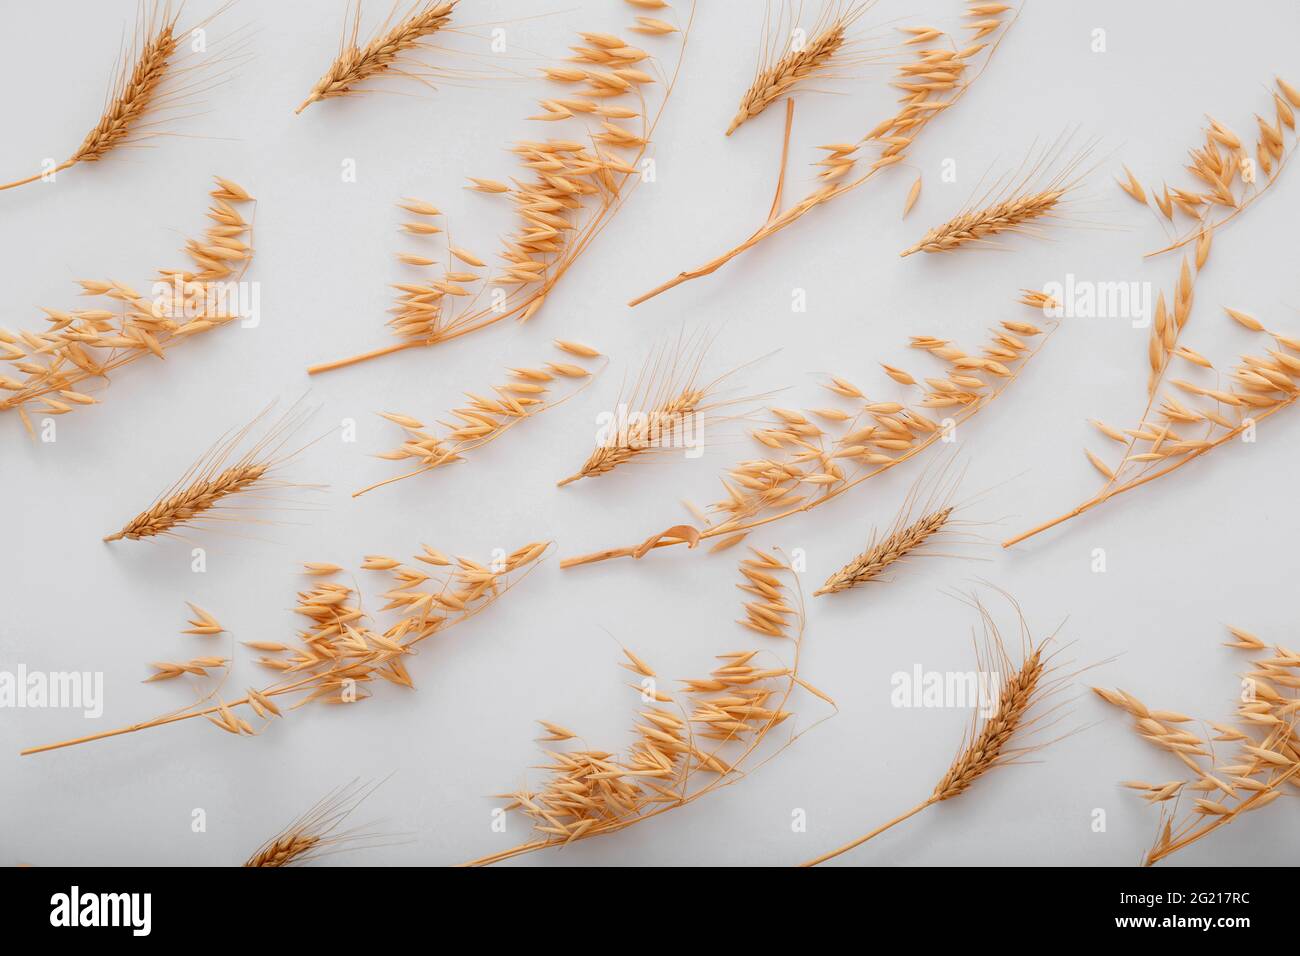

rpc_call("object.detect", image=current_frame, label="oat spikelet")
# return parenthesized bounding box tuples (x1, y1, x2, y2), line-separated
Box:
(356, 343, 605, 496)
(1005, 84, 1300, 548)
(902, 135, 1095, 256)
(1095, 627, 1300, 865)
(296, 1, 458, 114)
(726, 2, 872, 136)
(22, 541, 551, 755)
(0, 4, 234, 191)
(462, 553, 835, 866)
(103, 402, 320, 543)
(1, 178, 255, 435)
(307, 4, 695, 374)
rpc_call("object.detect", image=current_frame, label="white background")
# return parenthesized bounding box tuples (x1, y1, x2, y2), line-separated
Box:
(2, 0, 1298, 866)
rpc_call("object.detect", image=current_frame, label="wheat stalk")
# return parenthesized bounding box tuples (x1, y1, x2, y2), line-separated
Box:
(103, 401, 320, 543)
(1095, 626, 1300, 866)
(0, 3, 235, 192)
(629, 2, 1017, 306)
(22, 541, 551, 756)
(307, 1, 696, 375)
(802, 594, 1065, 865)
(1, 178, 256, 436)
(562, 308, 1055, 569)
(461, 550, 834, 866)
(1004, 81, 1300, 549)
(726, 2, 873, 136)
(296, 0, 457, 114)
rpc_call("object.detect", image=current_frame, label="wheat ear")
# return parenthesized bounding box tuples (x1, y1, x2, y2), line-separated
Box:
(802, 595, 1065, 865)
(245, 779, 386, 867)
(816, 507, 952, 595)
(103, 401, 320, 543)
(901, 134, 1096, 256)
(296, 1, 458, 114)
(0, 3, 232, 191)
(727, 2, 871, 136)
(557, 332, 759, 487)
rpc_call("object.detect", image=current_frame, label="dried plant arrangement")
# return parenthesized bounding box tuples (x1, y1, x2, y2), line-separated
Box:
(0, 2, 240, 192)
(1003, 83, 1300, 549)
(461, 549, 833, 865)
(900, 134, 1098, 256)
(1, 178, 255, 436)
(802, 594, 1074, 865)
(307, 0, 696, 375)
(1116, 78, 1300, 258)
(21, 541, 551, 756)
(356, 340, 605, 497)
(1095, 626, 1300, 866)
(245, 780, 390, 867)
(726, 1, 880, 136)
(813, 459, 982, 597)
(562, 312, 1056, 568)
(556, 332, 763, 488)
(104, 401, 322, 543)
(629, 2, 1018, 306)
(296, 0, 462, 114)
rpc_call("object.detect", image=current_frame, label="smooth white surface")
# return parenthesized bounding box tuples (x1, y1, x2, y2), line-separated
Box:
(2, 0, 1298, 867)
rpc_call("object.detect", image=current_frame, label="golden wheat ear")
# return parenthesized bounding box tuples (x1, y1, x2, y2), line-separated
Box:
(296, 0, 459, 114)
(103, 399, 324, 544)
(727, 1, 882, 136)
(813, 454, 986, 597)
(557, 330, 769, 488)
(244, 779, 394, 867)
(802, 591, 1080, 865)
(901, 131, 1102, 256)
(0, 2, 241, 192)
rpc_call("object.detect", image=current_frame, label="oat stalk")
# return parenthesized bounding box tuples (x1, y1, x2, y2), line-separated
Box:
(21, 541, 551, 756)
(461, 551, 834, 865)
(1095, 626, 1300, 866)
(562, 309, 1055, 568)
